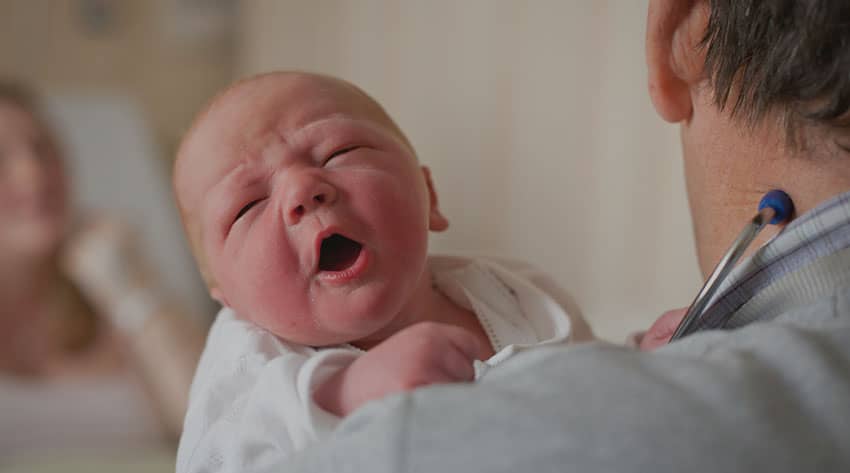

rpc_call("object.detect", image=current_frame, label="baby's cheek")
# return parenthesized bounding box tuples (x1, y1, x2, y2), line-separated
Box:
(252, 254, 304, 309)
(259, 288, 307, 332)
(387, 194, 430, 249)
(223, 234, 303, 327)
(371, 188, 430, 288)
(237, 268, 313, 340)
(368, 176, 427, 225)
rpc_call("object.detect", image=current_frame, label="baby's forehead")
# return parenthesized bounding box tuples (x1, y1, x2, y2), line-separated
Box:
(196, 75, 397, 160)
(175, 73, 408, 210)
(222, 74, 386, 129)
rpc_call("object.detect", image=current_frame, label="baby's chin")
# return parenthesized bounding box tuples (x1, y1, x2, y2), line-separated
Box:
(247, 269, 419, 347)
(267, 301, 399, 348)
(305, 314, 391, 348)
(269, 325, 381, 349)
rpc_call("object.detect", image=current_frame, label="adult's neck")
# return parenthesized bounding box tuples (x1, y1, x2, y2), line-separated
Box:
(684, 106, 850, 279)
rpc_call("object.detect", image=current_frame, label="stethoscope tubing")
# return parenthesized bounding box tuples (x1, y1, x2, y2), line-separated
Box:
(669, 206, 776, 341)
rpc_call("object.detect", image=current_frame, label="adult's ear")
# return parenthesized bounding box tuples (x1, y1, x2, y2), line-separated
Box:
(646, 0, 709, 123)
(421, 166, 449, 232)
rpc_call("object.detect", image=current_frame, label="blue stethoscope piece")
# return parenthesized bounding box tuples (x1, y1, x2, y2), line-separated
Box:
(669, 189, 795, 341)
(758, 189, 795, 225)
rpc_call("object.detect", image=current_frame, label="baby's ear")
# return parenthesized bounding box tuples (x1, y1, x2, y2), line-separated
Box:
(210, 287, 230, 307)
(421, 166, 449, 232)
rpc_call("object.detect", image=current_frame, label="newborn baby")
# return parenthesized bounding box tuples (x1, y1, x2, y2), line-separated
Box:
(174, 71, 591, 472)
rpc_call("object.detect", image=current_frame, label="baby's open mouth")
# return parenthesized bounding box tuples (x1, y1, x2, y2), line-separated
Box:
(318, 234, 363, 272)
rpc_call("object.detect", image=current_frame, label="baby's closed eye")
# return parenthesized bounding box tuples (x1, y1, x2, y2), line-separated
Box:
(234, 199, 264, 224)
(323, 145, 363, 166)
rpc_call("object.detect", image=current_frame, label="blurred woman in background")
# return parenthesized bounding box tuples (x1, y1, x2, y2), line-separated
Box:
(0, 80, 205, 463)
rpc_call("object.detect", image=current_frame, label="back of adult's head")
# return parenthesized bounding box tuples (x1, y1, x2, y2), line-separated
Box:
(703, 0, 850, 154)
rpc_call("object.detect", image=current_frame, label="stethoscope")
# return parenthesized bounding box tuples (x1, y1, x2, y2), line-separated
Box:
(669, 190, 795, 341)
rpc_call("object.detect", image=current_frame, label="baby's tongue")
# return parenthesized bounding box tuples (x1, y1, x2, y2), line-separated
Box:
(319, 234, 362, 271)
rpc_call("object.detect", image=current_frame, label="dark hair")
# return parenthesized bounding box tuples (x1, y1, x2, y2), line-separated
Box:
(703, 0, 850, 150)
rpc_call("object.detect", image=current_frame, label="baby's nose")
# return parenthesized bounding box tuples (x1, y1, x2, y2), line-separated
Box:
(284, 177, 338, 226)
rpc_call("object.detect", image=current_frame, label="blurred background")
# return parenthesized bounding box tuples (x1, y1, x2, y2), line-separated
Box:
(1, 0, 701, 470)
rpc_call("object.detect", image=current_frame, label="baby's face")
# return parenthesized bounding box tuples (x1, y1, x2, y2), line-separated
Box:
(177, 74, 438, 346)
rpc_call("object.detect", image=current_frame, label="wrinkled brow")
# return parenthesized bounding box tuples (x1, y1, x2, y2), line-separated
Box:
(202, 161, 266, 238)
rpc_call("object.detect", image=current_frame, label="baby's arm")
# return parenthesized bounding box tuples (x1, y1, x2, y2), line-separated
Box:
(313, 322, 482, 417)
(177, 311, 358, 473)
(178, 317, 480, 472)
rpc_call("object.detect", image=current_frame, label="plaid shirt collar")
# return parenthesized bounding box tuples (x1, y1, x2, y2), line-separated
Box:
(695, 190, 850, 331)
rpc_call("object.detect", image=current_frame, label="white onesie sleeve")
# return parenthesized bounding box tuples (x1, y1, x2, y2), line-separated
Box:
(176, 308, 359, 473)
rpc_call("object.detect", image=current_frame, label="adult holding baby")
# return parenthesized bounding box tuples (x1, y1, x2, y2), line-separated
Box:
(271, 0, 850, 471)
(173, 71, 595, 472)
(0, 80, 205, 463)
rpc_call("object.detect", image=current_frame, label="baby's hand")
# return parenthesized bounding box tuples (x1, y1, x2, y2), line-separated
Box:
(313, 322, 482, 417)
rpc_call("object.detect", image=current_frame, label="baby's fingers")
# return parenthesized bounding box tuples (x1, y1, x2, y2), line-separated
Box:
(428, 325, 482, 382)
(438, 324, 485, 363)
(438, 342, 477, 382)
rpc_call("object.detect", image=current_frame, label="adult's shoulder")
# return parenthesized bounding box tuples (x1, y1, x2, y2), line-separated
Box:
(281, 308, 850, 473)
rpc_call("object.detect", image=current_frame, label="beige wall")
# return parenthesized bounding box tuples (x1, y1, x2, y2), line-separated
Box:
(0, 0, 236, 318)
(0, 1, 704, 338)
(0, 0, 234, 157)
(236, 0, 702, 340)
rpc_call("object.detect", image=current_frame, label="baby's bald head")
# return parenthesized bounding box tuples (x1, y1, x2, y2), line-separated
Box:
(173, 71, 415, 289)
